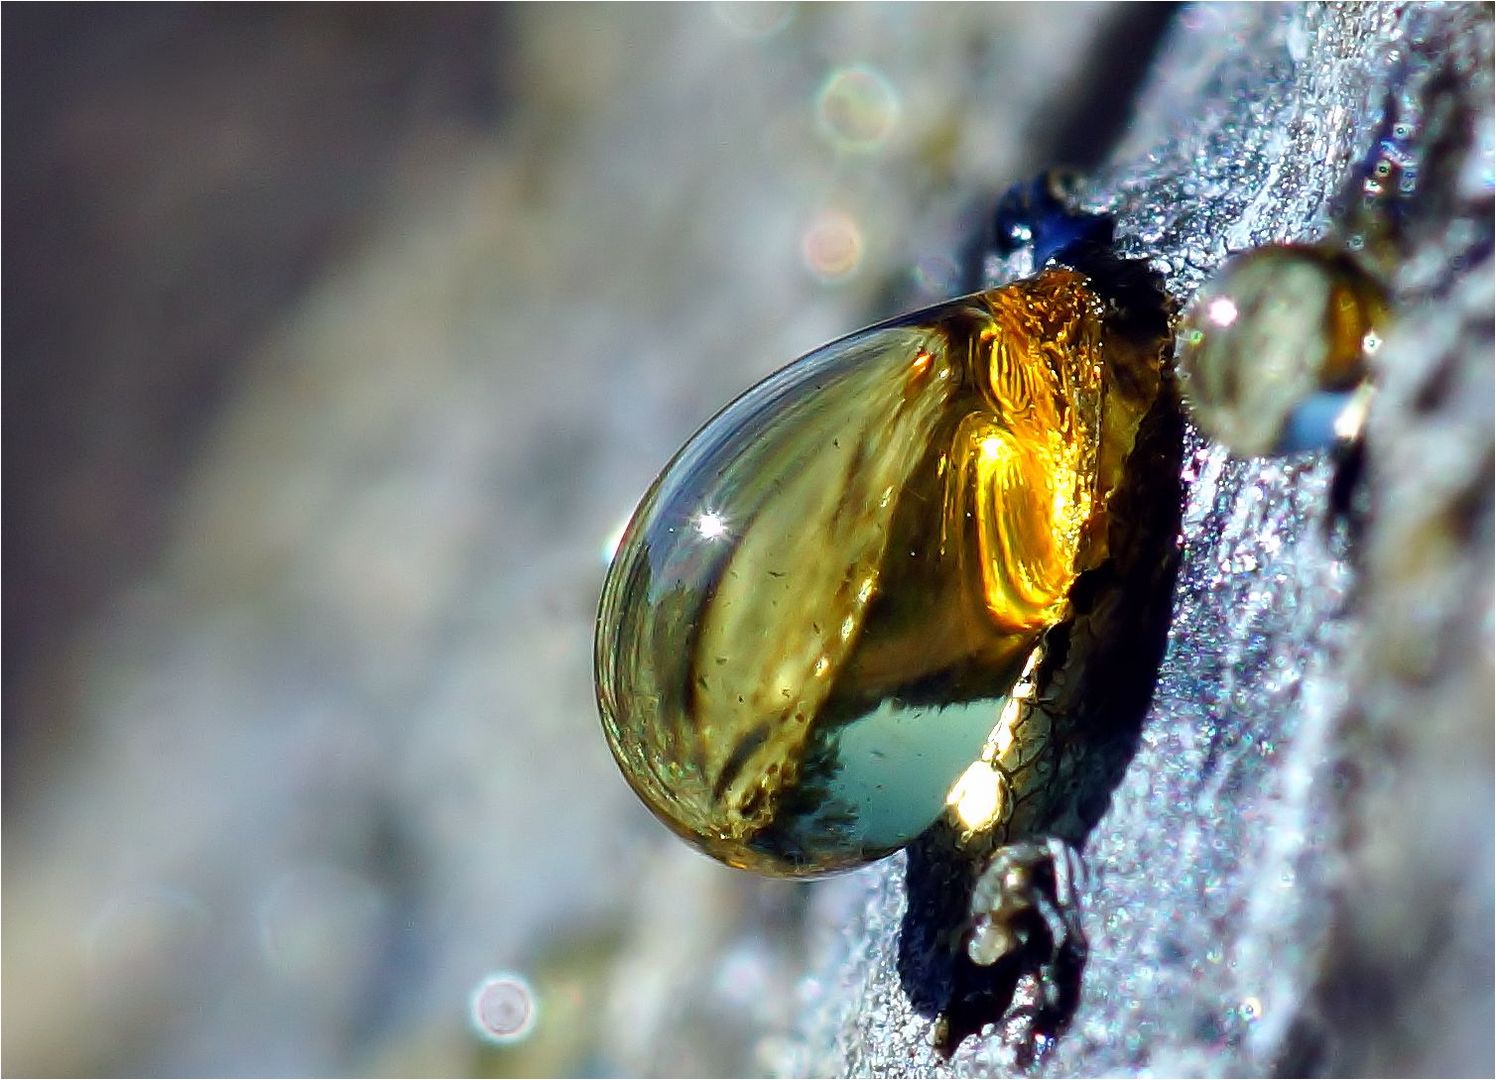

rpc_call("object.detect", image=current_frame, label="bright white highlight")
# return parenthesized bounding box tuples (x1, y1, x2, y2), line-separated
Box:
(1206, 296, 1239, 327)
(696, 510, 729, 540)
(602, 515, 631, 565)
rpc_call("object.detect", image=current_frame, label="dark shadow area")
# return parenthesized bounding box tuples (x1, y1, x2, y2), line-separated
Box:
(900, 826, 1090, 1062)
(1043, 4, 1181, 173)
(895, 229, 1187, 1058)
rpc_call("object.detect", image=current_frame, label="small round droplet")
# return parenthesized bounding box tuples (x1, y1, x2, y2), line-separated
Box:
(1176, 244, 1388, 456)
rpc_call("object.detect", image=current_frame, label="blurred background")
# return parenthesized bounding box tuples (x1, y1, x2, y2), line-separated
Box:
(2, 6, 1182, 1076)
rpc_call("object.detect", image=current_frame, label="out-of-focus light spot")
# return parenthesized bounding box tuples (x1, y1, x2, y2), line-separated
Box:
(1240, 995, 1263, 1021)
(912, 254, 960, 297)
(84, 885, 209, 986)
(801, 208, 863, 282)
(713, 942, 772, 1006)
(696, 509, 729, 540)
(1206, 296, 1239, 327)
(471, 972, 538, 1044)
(713, 1, 793, 38)
(816, 64, 900, 153)
(257, 865, 387, 984)
(602, 514, 632, 565)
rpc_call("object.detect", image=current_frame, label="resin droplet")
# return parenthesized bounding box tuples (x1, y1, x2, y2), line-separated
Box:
(596, 267, 1163, 875)
(1176, 244, 1388, 456)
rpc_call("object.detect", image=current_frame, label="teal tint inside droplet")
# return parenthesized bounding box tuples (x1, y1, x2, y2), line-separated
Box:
(1277, 389, 1355, 453)
(801, 694, 1008, 856)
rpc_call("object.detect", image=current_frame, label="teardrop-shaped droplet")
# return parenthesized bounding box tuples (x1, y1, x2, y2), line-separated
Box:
(597, 266, 1164, 875)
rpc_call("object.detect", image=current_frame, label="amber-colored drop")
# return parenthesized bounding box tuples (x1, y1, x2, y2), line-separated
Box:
(596, 267, 1162, 875)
